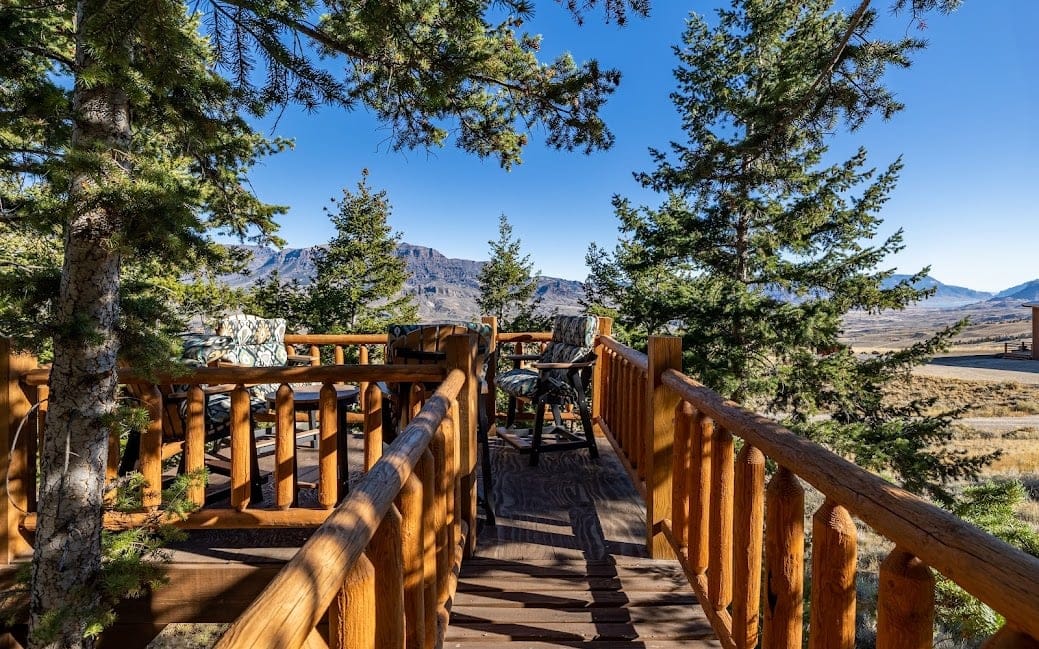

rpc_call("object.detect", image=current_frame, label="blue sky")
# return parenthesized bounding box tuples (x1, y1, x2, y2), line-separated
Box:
(244, 1, 1038, 293)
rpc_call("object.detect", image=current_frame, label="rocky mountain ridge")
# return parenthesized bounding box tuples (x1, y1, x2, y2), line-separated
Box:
(223, 243, 585, 320)
(220, 244, 1037, 318)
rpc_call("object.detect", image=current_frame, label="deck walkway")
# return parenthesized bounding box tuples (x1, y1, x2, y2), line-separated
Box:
(445, 435, 720, 647)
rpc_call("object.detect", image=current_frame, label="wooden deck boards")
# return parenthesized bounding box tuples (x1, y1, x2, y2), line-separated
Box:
(446, 434, 720, 647)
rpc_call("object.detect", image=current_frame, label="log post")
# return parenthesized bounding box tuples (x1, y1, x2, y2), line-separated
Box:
(275, 383, 296, 509)
(140, 384, 164, 509)
(1, 338, 36, 562)
(358, 344, 369, 412)
(398, 471, 425, 649)
(367, 505, 405, 649)
(645, 335, 681, 558)
(689, 412, 714, 575)
(591, 316, 613, 424)
(808, 499, 857, 649)
(708, 424, 734, 611)
(364, 383, 383, 470)
(329, 553, 377, 649)
(877, 547, 934, 649)
(733, 444, 765, 649)
(186, 385, 206, 506)
(230, 384, 252, 511)
(763, 466, 804, 649)
(319, 382, 338, 508)
(671, 401, 695, 553)
(445, 333, 478, 558)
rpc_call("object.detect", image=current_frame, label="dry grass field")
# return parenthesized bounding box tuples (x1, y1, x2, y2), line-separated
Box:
(886, 375, 1039, 417)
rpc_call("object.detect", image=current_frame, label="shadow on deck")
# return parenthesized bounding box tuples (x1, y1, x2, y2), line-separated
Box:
(446, 436, 720, 647)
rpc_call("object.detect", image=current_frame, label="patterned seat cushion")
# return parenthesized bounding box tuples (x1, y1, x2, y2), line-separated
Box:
(497, 368, 539, 398)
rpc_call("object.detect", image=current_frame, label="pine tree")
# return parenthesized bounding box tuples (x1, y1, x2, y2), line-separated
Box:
(1, 1, 648, 644)
(586, 0, 984, 501)
(307, 173, 418, 334)
(478, 214, 542, 331)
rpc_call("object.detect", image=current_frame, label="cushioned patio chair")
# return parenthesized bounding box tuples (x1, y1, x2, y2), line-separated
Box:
(383, 321, 496, 525)
(497, 315, 600, 466)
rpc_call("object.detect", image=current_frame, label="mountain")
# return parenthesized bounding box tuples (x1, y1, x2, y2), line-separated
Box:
(994, 279, 1039, 302)
(222, 244, 585, 320)
(880, 274, 992, 307)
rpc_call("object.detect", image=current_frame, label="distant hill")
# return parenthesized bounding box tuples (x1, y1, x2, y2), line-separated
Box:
(994, 279, 1039, 302)
(221, 244, 585, 321)
(880, 274, 993, 307)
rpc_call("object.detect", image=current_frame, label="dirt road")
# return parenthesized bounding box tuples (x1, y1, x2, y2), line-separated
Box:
(914, 355, 1039, 385)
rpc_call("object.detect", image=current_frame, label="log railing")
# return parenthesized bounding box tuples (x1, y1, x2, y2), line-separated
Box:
(283, 333, 387, 417)
(2, 334, 481, 547)
(213, 359, 471, 649)
(596, 334, 1039, 648)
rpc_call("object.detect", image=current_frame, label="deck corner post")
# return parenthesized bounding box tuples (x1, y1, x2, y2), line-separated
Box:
(1, 337, 37, 563)
(591, 317, 613, 425)
(480, 316, 498, 430)
(646, 335, 681, 559)
(445, 333, 479, 558)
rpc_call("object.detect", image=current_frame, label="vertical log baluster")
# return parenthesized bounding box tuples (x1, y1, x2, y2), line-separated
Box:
(230, 384, 252, 511)
(443, 399, 460, 590)
(334, 344, 345, 365)
(763, 466, 804, 649)
(329, 553, 376, 649)
(309, 345, 320, 365)
(708, 424, 734, 611)
(186, 385, 206, 506)
(397, 471, 425, 649)
(671, 401, 694, 553)
(33, 384, 48, 513)
(733, 444, 765, 649)
(417, 450, 437, 649)
(364, 383, 383, 470)
(319, 382, 338, 508)
(689, 412, 714, 575)
(367, 505, 405, 649)
(808, 499, 857, 649)
(431, 423, 449, 612)
(275, 383, 295, 509)
(140, 384, 163, 509)
(877, 547, 934, 649)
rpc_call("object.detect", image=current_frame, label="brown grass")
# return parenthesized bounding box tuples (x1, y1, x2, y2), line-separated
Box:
(885, 375, 1039, 417)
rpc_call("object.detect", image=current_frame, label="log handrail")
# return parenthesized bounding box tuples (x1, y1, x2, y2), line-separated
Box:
(600, 335, 649, 371)
(214, 367, 467, 649)
(660, 366, 1039, 640)
(20, 363, 445, 388)
(283, 333, 386, 346)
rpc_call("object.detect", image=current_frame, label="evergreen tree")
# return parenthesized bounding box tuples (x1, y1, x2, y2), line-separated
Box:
(586, 0, 984, 501)
(478, 214, 542, 331)
(1, 1, 648, 644)
(307, 173, 418, 334)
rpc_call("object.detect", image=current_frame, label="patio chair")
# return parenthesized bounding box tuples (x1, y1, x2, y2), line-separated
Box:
(496, 314, 599, 466)
(383, 321, 496, 525)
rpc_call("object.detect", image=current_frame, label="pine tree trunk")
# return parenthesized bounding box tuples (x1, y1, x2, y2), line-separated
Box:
(29, 2, 129, 647)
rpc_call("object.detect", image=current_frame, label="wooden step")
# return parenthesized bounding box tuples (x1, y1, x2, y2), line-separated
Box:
(446, 557, 718, 646)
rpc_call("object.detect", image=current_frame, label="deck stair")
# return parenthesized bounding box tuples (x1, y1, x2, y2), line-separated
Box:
(446, 557, 719, 647)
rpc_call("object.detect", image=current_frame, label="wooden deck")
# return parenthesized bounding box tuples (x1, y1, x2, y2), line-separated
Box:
(446, 434, 720, 647)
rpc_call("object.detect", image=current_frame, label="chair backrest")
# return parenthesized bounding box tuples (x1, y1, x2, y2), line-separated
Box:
(387, 321, 492, 374)
(541, 315, 599, 365)
(216, 314, 288, 367)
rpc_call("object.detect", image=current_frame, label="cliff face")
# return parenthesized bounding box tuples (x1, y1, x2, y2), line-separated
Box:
(222, 243, 585, 320)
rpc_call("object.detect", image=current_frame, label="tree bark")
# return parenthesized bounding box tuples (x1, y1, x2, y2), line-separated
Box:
(29, 2, 130, 647)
